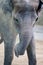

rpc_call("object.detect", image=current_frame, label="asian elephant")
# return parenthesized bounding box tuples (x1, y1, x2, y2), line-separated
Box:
(0, 0, 43, 65)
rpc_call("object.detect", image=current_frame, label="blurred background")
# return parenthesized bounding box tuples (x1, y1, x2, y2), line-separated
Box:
(34, 10, 43, 40)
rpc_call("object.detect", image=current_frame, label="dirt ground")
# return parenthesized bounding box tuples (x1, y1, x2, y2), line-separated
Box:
(0, 40, 43, 65)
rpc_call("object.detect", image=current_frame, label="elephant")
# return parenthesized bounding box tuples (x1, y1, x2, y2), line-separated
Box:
(0, 0, 43, 65)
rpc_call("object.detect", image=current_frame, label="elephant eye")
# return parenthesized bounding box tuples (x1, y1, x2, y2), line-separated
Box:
(36, 17, 38, 21)
(14, 17, 19, 24)
(13, 17, 21, 28)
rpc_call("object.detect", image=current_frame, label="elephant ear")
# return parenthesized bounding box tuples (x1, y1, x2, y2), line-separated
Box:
(2, 0, 14, 14)
(36, 0, 43, 14)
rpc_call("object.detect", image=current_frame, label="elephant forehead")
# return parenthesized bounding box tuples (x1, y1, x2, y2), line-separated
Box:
(13, 0, 39, 6)
(13, 0, 39, 3)
(29, 0, 39, 8)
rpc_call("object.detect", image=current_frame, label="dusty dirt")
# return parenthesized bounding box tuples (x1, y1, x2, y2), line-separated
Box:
(0, 40, 43, 65)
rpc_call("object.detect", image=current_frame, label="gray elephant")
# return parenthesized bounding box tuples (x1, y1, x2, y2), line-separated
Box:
(0, 0, 43, 65)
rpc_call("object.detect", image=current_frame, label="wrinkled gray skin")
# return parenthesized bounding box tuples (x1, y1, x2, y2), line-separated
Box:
(0, 0, 39, 65)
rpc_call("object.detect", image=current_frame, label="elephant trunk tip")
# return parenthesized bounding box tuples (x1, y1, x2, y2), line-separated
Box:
(0, 34, 3, 44)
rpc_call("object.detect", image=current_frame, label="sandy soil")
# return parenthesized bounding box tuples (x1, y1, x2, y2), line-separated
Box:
(0, 40, 43, 65)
